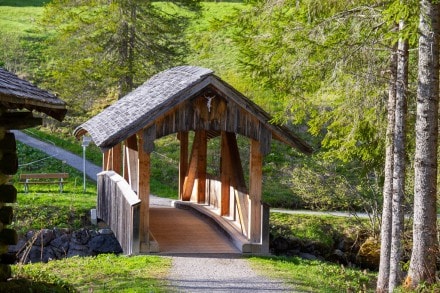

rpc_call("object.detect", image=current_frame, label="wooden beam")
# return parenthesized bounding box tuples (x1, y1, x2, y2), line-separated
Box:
(137, 132, 150, 252)
(142, 124, 156, 153)
(103, 150, 111, 171)
(226, 133, 246, 188)
(235, 190, 249, 237)
(0, 133, 17, 175)
(249, 139, 262, 243)
(0, 185, 16, 203)
(178, 132, 189, 200)
(182, 131, 200, 201)
(112, 143, 122, 175)
(0, 153, 17, 175)
(197, 130, 207, 204)
(0, 111, 42, 130)
(125, 135, 138, 192)
(222, 132, 248, 233)
(0, 206, 13, 225)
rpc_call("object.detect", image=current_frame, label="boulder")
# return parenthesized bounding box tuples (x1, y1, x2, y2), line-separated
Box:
(357, 236, 380, 270)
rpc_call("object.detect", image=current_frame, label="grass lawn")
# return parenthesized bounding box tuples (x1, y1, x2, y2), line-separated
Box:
(0, 0, 45, 36)
(4, 142, 173, 291)
(8, 254, 171, 292)
(249, 256, 376, 292)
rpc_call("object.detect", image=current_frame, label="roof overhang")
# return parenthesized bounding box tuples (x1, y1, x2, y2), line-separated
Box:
(0, 68, 67, 121)
(74, 66, 312, 155)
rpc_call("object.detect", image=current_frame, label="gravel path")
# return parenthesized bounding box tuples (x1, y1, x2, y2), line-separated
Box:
(166, 255, 294, 292)
(150, 196, 295, 292)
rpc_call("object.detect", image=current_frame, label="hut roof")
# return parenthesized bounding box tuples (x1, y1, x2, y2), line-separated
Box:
(0, 68, 67, 121)
(74, 66, 312, 154)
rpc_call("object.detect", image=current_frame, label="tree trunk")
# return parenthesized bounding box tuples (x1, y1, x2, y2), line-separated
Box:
(117, 2, 136, 98)
(389, 19, 408, 291)
(407, 0, 440, 287)
(376, 40, 397, 293)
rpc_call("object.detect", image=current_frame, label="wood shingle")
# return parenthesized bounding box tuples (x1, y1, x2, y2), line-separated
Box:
(0, 68, 67, 121)
(74, 66, 312, 154)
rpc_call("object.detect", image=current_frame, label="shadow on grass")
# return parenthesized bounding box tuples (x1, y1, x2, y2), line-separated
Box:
(0, 0, 47, 7)
(0, 278, 75, 292)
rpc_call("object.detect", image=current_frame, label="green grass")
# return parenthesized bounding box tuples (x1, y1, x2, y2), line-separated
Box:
(5, 140, 172, 291)
(0, 0, 45, 36)
(7, 254, 171, 292)
(270, 213, 367, 247)
(249, 256, 377, 292)
(11, 141, 97, 235)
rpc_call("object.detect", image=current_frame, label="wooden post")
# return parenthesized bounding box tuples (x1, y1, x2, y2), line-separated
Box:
(249, 139, 262, 243)
(137, 132, 150, 252)
(220, 131, 231, 216)
(103, 150, 111, 171)
(182, 131, 200, 201)
(220, 132, 249, 234)
(197, 130, 207, 204)
(178, 132, 188, 200)
(112, 143, 123, 175)
(181, 130, 207, 203)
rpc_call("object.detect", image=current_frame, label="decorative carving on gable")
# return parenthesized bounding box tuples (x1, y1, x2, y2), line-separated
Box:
(193, 95, 227, 123)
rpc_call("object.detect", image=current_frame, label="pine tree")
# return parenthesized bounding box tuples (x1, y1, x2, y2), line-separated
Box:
(407, 0, 440, 287)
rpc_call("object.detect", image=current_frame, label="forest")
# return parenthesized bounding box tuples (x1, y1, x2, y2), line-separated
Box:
(0, 0, 439, 291)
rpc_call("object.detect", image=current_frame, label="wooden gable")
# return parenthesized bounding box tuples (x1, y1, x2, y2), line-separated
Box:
(75, 66, 312, 155)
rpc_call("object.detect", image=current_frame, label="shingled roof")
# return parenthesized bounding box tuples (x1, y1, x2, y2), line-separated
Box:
(0, 68, 67, 121)
(74, 66, 312, 154)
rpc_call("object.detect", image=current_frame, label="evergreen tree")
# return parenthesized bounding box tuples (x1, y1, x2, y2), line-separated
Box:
(40, 0, 198, 122)
(407, 0, 440, 287)
(388, 18, 408, 291)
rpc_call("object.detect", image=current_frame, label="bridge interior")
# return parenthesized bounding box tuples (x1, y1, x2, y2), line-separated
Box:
(149, 204, 240, 254)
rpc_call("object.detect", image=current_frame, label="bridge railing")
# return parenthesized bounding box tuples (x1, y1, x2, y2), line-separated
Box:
(97, 171, 141, 255)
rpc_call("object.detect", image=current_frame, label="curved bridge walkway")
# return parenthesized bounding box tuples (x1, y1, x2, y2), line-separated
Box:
(149, 196, 239, 254)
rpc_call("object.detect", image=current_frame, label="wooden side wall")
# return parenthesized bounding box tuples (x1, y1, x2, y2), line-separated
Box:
(97, 171, 141, 255)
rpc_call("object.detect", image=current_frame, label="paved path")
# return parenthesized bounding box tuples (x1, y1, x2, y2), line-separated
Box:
(13, 130, 102, 181)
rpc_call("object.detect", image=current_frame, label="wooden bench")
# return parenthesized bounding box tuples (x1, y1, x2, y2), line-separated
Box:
(19, 173, 69, 193)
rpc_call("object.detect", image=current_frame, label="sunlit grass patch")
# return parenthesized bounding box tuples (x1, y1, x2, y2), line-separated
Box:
(9, 254, 171, 292)
(249, 256, 376, 292)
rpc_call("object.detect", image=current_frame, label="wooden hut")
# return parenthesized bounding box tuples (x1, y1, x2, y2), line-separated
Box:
(74, 66, 312, 254)
(0, 68, 67, 280)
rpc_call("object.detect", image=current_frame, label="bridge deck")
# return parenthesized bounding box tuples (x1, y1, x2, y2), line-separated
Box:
(149, 206, 240, 254)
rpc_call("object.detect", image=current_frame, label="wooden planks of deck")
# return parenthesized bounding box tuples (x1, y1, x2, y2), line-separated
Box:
(149, 207, 240, 254)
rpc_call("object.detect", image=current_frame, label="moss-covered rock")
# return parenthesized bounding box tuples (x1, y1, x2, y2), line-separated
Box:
(356, 236, 380, 270)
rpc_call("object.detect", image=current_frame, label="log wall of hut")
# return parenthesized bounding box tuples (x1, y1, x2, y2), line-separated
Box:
(0, 68, 66, 281)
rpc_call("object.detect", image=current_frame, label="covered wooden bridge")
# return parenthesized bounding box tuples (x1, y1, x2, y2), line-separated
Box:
(74, 66, 312, 255)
